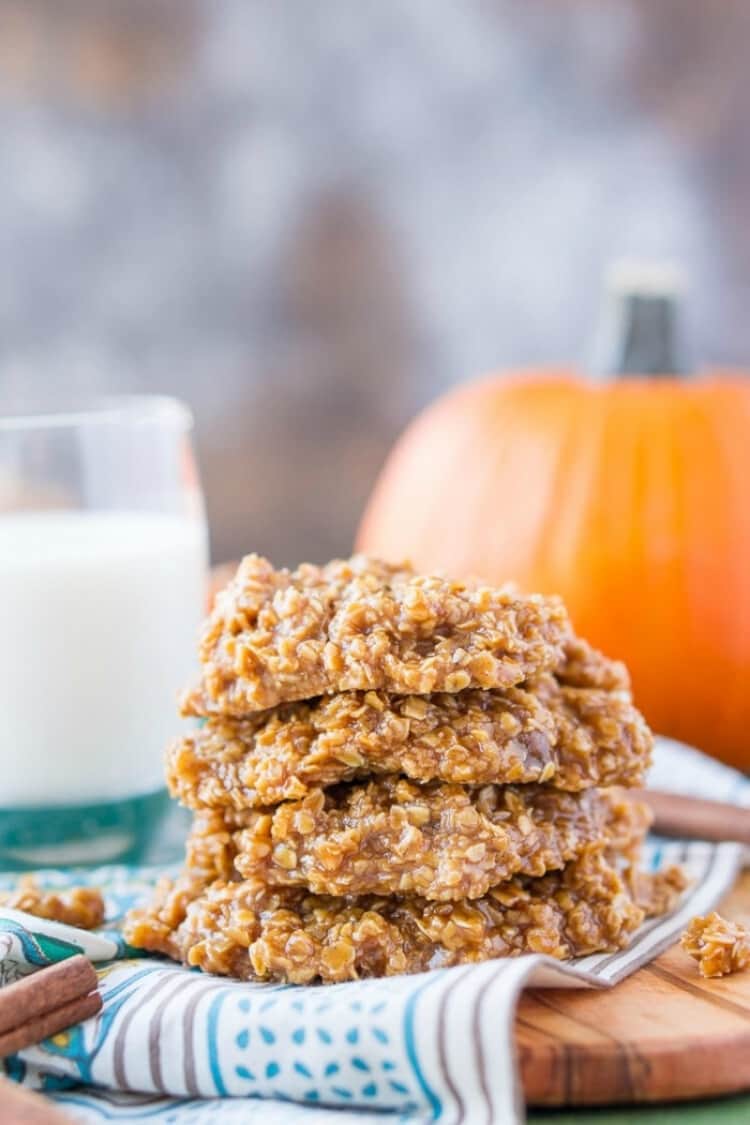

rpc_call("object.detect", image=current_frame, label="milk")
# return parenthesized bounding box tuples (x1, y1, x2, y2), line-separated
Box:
(0, 510, 208, 805)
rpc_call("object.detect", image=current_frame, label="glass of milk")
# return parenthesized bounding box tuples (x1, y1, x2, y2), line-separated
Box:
(0, 396, 208, 868)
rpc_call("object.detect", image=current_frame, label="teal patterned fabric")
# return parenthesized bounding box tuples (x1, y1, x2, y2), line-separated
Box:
(1, 739, 747, 1124)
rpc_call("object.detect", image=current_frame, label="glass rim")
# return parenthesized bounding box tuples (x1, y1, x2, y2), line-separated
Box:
(0, 394, 193, 433)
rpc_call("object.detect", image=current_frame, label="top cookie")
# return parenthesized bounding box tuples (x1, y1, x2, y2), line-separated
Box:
(188, 554, 569, 714)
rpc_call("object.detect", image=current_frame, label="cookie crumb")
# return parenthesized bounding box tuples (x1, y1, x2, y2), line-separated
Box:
(0, 876, 105, 930)
(631, 864, 688, 916)
(681, 911, 750, 978)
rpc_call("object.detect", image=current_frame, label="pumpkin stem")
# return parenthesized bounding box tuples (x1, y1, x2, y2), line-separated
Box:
(592, 260, 690, 377)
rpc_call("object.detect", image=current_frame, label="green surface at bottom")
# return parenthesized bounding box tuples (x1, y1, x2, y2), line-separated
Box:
(0, 789, 172, 869)
(530, 1093, 750, 1124)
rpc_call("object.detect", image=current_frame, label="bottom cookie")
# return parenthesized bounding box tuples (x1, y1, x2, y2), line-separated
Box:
(124, 845, 685, 984)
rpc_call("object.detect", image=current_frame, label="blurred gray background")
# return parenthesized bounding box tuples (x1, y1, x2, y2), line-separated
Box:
(1, 0, 748, 563)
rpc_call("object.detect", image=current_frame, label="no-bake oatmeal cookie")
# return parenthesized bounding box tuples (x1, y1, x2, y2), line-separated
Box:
(124, 842, 678, 985)
(182, 782, 648, 901)
(169, 674, 651, 810)
(186, 554, 569, 714)
(556, 636, 629, 692)
(125, 553, 682, 985)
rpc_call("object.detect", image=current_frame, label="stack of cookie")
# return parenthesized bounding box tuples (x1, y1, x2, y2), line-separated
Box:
(126, 555, 680, 983)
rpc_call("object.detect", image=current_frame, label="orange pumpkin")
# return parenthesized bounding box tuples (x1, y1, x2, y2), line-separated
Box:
(357, 279, 750, 768)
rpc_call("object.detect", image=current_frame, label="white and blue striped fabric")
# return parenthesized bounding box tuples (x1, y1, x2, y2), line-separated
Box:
(1, 738, 747, 1125)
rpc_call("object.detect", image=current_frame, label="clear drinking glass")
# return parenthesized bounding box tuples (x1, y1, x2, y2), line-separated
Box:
(0, 396, 208, 868)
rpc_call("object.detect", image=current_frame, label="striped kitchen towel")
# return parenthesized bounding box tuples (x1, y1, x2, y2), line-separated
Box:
(1, 738, 747, 1125)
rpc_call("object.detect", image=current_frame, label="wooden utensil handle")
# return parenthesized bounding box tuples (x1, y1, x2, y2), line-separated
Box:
(637, 789, 750, 845)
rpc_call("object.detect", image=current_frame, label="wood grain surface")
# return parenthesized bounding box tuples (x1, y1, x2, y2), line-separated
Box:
(518, 869, 750, 1107)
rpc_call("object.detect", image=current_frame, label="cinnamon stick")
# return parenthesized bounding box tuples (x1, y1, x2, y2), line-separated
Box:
(0, 990, 102, 1057)
(0, 955, 101, 1058)
(0, 956, 97, 1035)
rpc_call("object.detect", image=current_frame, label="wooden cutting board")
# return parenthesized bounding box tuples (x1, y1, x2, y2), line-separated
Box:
(517, 869, 750, 1107)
